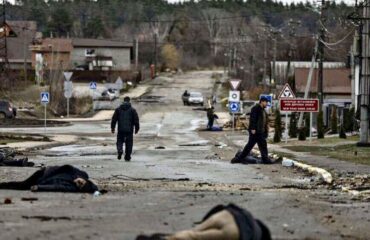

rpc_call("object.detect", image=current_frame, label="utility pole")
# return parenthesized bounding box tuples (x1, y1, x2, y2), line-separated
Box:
(135, 38, 139, 70)
(0, 0, 9, 88)
(359, 0, 370, 145)
(270, 29, 279, 86)
(22, 26, 28, 83)
(318, 0, 327, 109)
(154, 33, 158, 77)
(286, 19, 301, 85)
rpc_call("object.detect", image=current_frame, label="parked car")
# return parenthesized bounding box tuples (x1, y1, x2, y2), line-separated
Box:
(188, 92, 204, 106)
(241, 100, 257, 115)
(0, 100, 16, 118)
(101, 88, 119, 101)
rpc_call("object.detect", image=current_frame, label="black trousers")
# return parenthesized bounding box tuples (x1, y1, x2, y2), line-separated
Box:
(1, 159, 25, 167)
(207, 118, 214, 129)
(0, 168, 45, 190)
(116, 132, 133, 157)
(239, 132, 269, 162)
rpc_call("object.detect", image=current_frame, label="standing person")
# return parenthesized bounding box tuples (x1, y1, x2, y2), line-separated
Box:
(231, 97, 272, 164)
(111, 96, 140, 161)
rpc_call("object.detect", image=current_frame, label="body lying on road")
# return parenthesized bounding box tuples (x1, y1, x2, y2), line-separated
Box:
(0, 148, 34, 167)
(0, 165, 98, 193)
(137, 204, 271, 240)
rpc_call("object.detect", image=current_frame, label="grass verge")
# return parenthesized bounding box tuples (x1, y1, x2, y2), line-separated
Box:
(284, 144, 370, 165)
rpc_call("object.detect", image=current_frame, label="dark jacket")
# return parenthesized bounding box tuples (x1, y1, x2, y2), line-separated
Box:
(249, 104, 268, 135)
(36, 165, 98, 193)
(203, 204, 271, 240)
(111, 102, 140, 134)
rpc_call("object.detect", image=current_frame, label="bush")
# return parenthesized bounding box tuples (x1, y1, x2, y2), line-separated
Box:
(344, 107, 355, 132)
(330, 106, 338, 134)
(289, 112, 297, 138)
(298, 127, 306, 141)
(304, 113, 310, 137)
(273, 109, 282, 143)
(317, 110, 325, 139)
(339, 125, 347, 139)
(161, 44, 181, 70)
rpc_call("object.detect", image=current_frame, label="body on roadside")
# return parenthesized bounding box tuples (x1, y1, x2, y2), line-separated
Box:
(0, 165, 98, 193)
(111, 96, 140, 161)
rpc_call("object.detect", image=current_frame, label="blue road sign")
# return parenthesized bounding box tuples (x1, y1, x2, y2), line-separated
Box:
(229, 101, 240, 113)
(41, 92, 49, 104)
(90, 82, 97, 90)
(259, 94, 272, 107)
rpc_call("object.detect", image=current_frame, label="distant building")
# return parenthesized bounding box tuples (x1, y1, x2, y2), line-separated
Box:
(30, 38, 73, 70)
(2, 21, 37, 70)
(71, 38, 133, 71)
(272, 61, 346, 86)
(295, 67, 352, 125)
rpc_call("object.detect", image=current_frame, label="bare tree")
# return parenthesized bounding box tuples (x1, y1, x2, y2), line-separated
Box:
(201, 8, 228, 57)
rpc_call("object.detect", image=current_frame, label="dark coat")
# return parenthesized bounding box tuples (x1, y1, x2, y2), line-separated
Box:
(36, 165, 98, 193)
(203, 204, 271, 240)
(249, 104, 268, 135)
(111, 102, 140, 134)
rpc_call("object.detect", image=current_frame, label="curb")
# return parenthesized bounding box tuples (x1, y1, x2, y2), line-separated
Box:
(287, 159, 333, 184)
(250, 149, 333, 184)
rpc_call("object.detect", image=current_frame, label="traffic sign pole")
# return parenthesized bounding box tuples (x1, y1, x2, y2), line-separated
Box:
(285, 113, 288, 143)
(309, 112, 313, 142)
(44, 103, 47, 133)
(67, 98, 70, 118)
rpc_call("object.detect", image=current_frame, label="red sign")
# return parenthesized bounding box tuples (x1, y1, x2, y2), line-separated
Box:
(280, 99, 319, 112)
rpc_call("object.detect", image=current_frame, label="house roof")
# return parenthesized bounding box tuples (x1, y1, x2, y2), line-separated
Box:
(5, 21, 37, 61)
(41, 38, 73, 52)
(72, 38, 133, 48)
(295, 68, 351, 94)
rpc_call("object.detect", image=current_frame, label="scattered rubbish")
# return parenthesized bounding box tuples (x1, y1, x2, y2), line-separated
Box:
(155, 146, 166, 149)
(282, 159, 294, 167)
(205, 153, 221, 160)
(93, 191, 101, 197)
(179, 143, 207, 147)
(22, 215, 72, 221)
(21, 197, 38, 202)
(4, 197, 12, 204)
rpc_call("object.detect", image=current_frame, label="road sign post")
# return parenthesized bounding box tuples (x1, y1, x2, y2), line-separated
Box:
(280, 98, 319, 141)
(41, 92, 49, 133)
(229, 101, 240, 132)
(89, 82, 97, 111)
(278, 83, 296, 143)
(63, 72, 73, 118)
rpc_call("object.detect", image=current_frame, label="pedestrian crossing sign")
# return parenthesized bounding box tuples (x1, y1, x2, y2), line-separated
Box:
(90, 82, 97, 90)
(41, 92, 49, 104)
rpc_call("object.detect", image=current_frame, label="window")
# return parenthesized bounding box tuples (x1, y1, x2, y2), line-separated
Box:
(85, 49, 96, 57)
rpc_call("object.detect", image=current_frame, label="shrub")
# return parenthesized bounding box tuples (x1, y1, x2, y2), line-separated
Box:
(161, 44, 181, 70)
(317, 110, 325, 139)
(273, 109, 282, 143)
(330, 106, 338, 134)
(289, 112, 297, 138)
(298, 127, 306, 141)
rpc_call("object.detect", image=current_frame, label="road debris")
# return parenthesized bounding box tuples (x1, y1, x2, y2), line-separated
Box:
(4, 197, 12, 204)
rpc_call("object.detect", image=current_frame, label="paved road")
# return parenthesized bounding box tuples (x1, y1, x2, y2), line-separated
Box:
(0, 71, 368, 240)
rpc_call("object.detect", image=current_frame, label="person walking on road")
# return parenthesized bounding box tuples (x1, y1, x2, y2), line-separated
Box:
(231, 97, 272, 164)
(111, 97, 140, 161)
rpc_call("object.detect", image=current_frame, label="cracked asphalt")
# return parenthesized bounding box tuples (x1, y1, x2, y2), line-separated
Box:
(0, 71, 369, 240)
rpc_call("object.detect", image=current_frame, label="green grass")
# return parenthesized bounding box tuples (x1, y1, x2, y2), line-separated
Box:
(285, 144, 370, 165)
